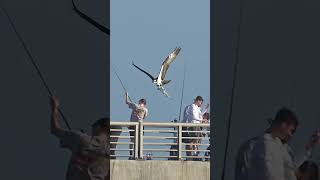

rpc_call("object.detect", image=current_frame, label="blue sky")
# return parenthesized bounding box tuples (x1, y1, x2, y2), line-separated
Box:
(110, 0, 210, 122)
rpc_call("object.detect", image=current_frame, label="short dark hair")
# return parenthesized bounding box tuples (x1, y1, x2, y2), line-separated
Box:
(203, 112, 210, 120)
(195, 96, 203, 102)
(91, 117, 110, 129)
(272, 107, 299, 127)
(139, 98, 146, 105)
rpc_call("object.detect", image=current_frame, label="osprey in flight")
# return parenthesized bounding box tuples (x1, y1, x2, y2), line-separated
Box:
(132, 47, 182, 97)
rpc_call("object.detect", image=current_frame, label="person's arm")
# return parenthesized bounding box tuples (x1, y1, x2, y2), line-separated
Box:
(294, 129, 320, 167)
(201, 103, 210, 116)
(293, 146, 312, 168)
(50, 96, 85, 151)
(50, 96, 67, 137)
(125, 91, 129, 104)
(144, 108, 148, 119)
(125, 91, 133, 104)
(125, 91, 136, 109)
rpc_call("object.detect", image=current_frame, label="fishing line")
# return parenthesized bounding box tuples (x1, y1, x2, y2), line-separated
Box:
(221, 0, 246, 179)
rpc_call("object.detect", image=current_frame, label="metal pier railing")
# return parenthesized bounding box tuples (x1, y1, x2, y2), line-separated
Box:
(110, 121, 210, 161)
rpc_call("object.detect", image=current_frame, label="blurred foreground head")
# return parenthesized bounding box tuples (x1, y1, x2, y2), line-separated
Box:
(91, 117, 110, 136)
(296, 161, 319, 180)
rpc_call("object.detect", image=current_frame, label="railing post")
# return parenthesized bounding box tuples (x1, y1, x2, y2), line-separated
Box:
(178, 124, 182, 160)
(134, 124, 139, 159)
(139, 120, 144, 159)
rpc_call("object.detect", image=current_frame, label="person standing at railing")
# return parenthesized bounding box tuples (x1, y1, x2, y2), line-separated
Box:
(201, 112, 210, 161)
(50, 96, 110, 180)
(125, 91, 148, 159)
(182, 95, 209, 160)
(234, 107, 320, 180)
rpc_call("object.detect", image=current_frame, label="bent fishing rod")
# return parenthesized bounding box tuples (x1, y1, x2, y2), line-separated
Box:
(0, 5, 72, 130)
(178, 60, 187, 122)
(72, 0, 110, 35)
(111, 63, 132, 102)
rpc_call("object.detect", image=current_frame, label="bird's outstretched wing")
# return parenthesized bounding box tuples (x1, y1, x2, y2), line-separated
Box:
(160, 47, 181, 80)
(132, 62, 155, 81)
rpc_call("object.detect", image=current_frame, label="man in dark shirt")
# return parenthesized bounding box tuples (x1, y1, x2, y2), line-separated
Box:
(50, 96, 110, 180)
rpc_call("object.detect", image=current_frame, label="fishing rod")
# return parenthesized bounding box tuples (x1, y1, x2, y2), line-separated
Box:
(221, 0, 246, 179)
(72, 0, 110, 35)
(111, 63, 132, 102)
(0, 5, 72, 130)
(178, 60, 187, 122)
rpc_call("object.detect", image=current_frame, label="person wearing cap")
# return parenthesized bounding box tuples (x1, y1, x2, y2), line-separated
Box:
(182, 95, 209, 160)
(50, 96, 110, 180)
(235, 107, 320, 180)
(125, 91, 148, 159)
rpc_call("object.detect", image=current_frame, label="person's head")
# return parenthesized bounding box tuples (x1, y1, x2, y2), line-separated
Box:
(203, 112, 210, 120)
(296, 161, 319, 180)
(269, 107, 299, 143)
(138, 98, 146, 106)
(91, 117, 110, 136)
(194, 96, 204, 107)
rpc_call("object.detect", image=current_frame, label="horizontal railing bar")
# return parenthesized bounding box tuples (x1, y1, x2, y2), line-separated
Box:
(181, 130, 210, 133)
(182, 143, 210, 146)
(111, 129, 133, 132)
(144, 149, 178, 152)
(143, 136, 177, 139)
(110, 136, 134, 138)
(110, 129, 210, 133)
(142, 149, 210, 151)
(143, 142, 178, 145)
(142, 122, 209, 127)
(145, 156, 177, 158)
(143, 130, 177, 133)
(182, 156, 210, 158)
(182, 137, 210, 139)
(110, 155, 132, 157)
(181, 150, 210, 152)
(110, 149, 133, 151)
(111, 122, 139, 126)
(110, 142, 134, 145)
(110, 121, 210, 127)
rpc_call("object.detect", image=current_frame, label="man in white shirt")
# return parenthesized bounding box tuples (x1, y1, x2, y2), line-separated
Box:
(182, 96, 209, 159)
(183, 96, 209, 124)
(235, 107, 320, 180)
